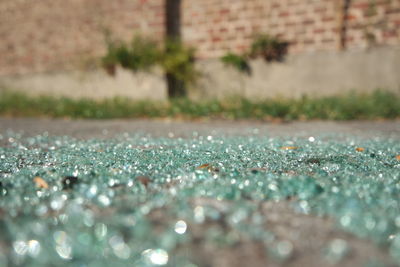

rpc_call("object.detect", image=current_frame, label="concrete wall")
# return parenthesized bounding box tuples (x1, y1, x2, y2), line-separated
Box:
(0, 68, 167, 100)
(192, 46, 400, 99)
(2, 46, 399, 100)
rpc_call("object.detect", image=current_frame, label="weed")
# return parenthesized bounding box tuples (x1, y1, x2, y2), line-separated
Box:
(249, 34, 289, 62)
(1, 90, 398, 121)
(221, 53, 251, 74)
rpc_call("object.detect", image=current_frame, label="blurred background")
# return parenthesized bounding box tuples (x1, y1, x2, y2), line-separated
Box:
(0, 0, 399, 119)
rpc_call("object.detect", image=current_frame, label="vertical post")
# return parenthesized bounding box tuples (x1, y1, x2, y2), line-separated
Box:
(338, 0, 351, 50)
(165, 0, 186, 98)
(166, 0, 181, 41)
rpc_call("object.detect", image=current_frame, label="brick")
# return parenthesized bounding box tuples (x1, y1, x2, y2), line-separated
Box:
(279, 11, 290, 17)
(252, 25, 261, 31)
(352, 2, 370, 9)
(285, 21, 297, 27)
(296, 10, 307, 15)
(322, 16, 335, 22)
(235, 26, 246, 32)
(303, 19, 315, 25)
(1, 0, 400, 75)
(314, 28, 326, 34)
(220, 8, 230, 15)
(235, 44, 247, 52)
(321, 38, 335, 43)
(271, 3, 280, 8)
(314, 7, 327, 13)
(345, 14, 358, 20)
(386, 8, 400, 14)
(383, 30, 398, 38)
(212, 37, 222, 43)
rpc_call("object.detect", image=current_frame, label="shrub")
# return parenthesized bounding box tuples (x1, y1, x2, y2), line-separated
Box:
(161, 40, 197, 85)
(102, 36, 197, 94)
(221, 53, 251, 74)
(219, 34, 288, 74)
(249, 34, 289, 62)
(101, 36, 160, 76)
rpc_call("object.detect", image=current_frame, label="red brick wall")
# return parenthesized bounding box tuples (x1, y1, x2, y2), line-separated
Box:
(182, 0, 400, 58)
(0, 0, 165, 75)
(182, 0, 340, 57)
(0, 0, 399, 75)
(345, 0, 400, 49)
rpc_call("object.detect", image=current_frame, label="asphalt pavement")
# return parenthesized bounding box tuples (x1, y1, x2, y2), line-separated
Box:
(0, 118, 399, 139)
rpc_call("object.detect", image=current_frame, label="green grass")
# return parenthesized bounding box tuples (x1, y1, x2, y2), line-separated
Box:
(0, 90, 399, 120)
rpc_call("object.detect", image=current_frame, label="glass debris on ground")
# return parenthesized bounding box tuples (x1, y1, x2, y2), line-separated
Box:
(0, 132, 399, 266)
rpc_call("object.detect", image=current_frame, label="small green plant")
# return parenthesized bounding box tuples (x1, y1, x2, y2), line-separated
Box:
(101, 42, 119, 76)
(1, 90, 399, 120)
(161, 40, 197, 85)
(219, 34, 288, 73)
(102, 35, 197, 97)
(102, 36, 160, 76)
(221, 52, 251, 74)
(249, 34, 289, 62)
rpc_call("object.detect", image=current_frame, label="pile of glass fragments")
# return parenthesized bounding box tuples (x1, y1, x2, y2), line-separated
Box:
(0, 132, 399, 266)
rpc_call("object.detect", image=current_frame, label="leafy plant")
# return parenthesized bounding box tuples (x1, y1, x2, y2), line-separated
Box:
(102, 36, 160, 76)
(101, 42, 119, 76)
(219, 34, 288, 74)
(161, 40, 197, 85)
(249, 34, 289, 62)
(221, 53, 251, 74)
(102, 35, 197, 92)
